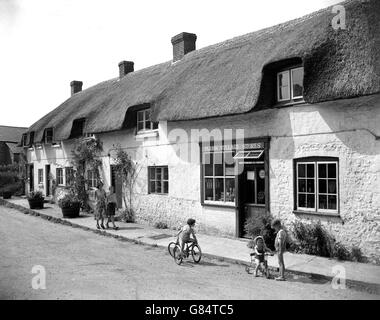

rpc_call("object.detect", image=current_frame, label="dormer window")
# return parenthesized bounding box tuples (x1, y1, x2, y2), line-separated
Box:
(69, 118, 86, 139)
(28, 131, 35, 146)
(44, 128, 54, 144)
(21, 133, 28, 147)
(277, 67, 304, 103)
(137, 109, 158, 132)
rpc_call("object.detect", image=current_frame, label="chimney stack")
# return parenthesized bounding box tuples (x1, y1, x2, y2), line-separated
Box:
(118, 61, 134, 78)
(70, 80, 83, 96)
(171, 32, 197, 62)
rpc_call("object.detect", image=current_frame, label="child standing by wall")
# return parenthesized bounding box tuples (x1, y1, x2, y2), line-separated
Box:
(106, 186, 119, 230)
(271, 219, 287, 281)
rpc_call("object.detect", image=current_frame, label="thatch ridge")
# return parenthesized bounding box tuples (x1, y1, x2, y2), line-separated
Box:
(27, 0, 380, 140)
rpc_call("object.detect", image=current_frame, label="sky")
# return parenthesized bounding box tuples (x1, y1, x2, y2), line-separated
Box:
(0, 0, 342, 128)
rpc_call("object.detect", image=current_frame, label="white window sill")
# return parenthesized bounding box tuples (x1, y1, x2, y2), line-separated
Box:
(135, 130, 159, 140)
(203, 200, 236, 208)
(293, 210, 340, 217)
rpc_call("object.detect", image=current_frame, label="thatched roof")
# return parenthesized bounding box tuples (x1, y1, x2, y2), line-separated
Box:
(28, 0, 380, 141)
(0, 125, 28, 143)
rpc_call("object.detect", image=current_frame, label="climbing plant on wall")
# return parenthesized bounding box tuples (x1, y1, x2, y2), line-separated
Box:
(70, 136, 103, 211)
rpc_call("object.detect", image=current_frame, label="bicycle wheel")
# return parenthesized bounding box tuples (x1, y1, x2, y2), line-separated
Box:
(191, 244, 202, 263)
(173, 245, 183, 265)
(168, 242, 177, 257)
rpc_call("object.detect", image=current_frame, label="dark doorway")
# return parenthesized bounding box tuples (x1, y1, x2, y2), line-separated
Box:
(29, 164, 34, 192)
(45, 165, 51, 196)
(110, 165, 123, 209)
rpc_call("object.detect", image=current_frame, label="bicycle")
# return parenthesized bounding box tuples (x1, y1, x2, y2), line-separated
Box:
(169, 240, 202, 265)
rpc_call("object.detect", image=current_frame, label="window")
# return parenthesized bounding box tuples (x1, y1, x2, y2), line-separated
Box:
(148, 166, 168, 194)
(203, 151, 235, 203)
(137, 109, 158, 132)
(21, 134, 28, 147)
(38, 169, 43, 184)
(56, 168, 64, 185)
(44, 128, 54, 144)
(295, 158, 338, 213)
(65, 167, 74, 186)
(277, 67, 304, 103)
(87, 170, 97, 188)
(69, 118, 86, 139)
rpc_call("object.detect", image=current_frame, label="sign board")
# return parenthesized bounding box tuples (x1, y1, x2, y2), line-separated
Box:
(203, 142, 264, 152)
(247, 171, 255, 180)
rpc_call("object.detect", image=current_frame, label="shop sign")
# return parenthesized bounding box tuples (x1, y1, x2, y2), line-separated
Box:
(203, 142, 264, 152)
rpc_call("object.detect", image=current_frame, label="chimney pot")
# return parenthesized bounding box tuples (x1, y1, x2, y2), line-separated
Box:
(118, 61, 134, 78)
(171, 32, 197, 62)
(70, 80, 83, 96)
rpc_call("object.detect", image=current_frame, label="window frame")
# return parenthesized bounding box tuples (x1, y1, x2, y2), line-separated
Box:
(87, 170, 97, 189)
(136, 109, 158, 133)
(294, 157, 339, 215)
(44, 128, 54, 144)
(56, 168, 64, 186)
(148, 166, 169, 195)
(276, 66, 304, 104)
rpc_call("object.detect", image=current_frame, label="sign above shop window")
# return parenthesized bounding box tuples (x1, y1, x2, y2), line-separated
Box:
(203, 142, 264, 152)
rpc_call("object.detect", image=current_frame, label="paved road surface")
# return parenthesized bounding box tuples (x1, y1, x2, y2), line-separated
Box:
(0, 206, 378, 300)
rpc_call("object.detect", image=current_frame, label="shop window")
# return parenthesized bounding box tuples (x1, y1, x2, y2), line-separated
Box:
(65, 167, 74, 186)
(56, 168, 64, 186)
(148, 166, 168, 194)
(38, 169, 43, 184)
(277, 67, 304, 103)
(137, 109, 158, 133)
(295, 158, 338, 214)
(87, 170, 97, 188)
(203, 151, 235, 203)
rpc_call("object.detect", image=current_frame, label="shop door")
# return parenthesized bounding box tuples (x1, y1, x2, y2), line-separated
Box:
(110, 165, 123, 209)
(45, 165, 50, 196)
(238, 163, 266, 238)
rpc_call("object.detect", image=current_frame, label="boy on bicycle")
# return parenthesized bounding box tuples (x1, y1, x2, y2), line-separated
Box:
(177, 218, 198, 257)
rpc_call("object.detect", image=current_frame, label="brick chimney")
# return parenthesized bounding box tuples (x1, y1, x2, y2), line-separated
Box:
(118, 61, 134, 78)
(171, 32, 197, 62)
(70, 80, 83, 96)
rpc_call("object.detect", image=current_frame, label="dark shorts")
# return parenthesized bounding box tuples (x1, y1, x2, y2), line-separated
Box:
(106, 203, 116, 216)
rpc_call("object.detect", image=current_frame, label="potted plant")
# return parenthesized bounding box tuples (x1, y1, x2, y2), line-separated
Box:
(27, 191, 45, 209)
(58, 192, 81, 218)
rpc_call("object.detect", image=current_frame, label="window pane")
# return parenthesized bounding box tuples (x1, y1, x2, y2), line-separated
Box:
(205, 178, 214, 200)
(291, 68, 304, 98)
(328, 195, 337, 210)
(307, 179, 314, 193)
(307, 164, 314, 178)
(278, 71, 290, 101)
(150, 181, 155, 193)
(214, 152, 223, 176)
(156, 181, 162, 193)
(225, 178, 235, 202)
(149, 168, 155, 180)
(152, 122, 158, 130)
(307, 194, 315, 208)
(163, 167, 168, 180)
(318, 163, 327, 178)
(298, 164, 306, 177)
(215, 178, 224, 201)
(145, 120, 151, 130)
(163, 181, 168, 194)
(225, 152, 235, 176)
(328, 179, 337, 194)
(318, 179, 327, 194)
(137, 121, 144, 131)
(145, 110, 150, 121)
(328, 163, 336, 178)
(204, 153, 213, 176)
(137, 111, 144, 121)
(319, 195, 327, 209)
(156, 168, 162, 180)
(298, 179, 306, 192)
(298, 193, 306, 208)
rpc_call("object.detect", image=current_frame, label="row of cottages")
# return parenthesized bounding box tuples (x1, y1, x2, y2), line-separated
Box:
(21, 0, 379, 261)
(0, 125, 28, 165)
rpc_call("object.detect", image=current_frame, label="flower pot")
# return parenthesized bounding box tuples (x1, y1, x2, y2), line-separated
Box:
(28, 198, 44, 209)
(2, 191, 12, 199)
(61, 204, 80, 218)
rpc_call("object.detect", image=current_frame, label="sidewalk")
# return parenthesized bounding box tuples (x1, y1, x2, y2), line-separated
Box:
(1, 197, 380, 294)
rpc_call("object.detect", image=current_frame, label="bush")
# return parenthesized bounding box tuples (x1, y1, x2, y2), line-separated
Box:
(0, 181, 23, 195)
(58, 193, 81, 209)
(333, 242, 351, 261)
(27, 191, 44, 201)
(119, 208, 135, 223)
(351, 246, 366, 263)
(244, 214, 276, 250)
(0, 171, 17, 187)
(154, 221, 168, 229)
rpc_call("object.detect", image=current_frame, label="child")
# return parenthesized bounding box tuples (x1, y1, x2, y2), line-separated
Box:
(252, 236, 273, 278)
(271, 219, 287, 281)
(106, 186, 119, 230)
(177, 218, 198, 257)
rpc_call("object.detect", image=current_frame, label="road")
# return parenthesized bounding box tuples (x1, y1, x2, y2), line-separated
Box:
(0, 206, 378, 300)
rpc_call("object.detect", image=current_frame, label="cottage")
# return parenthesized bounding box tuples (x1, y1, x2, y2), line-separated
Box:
(0, 125, 28, 165)
(22, 0, 380, 261)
